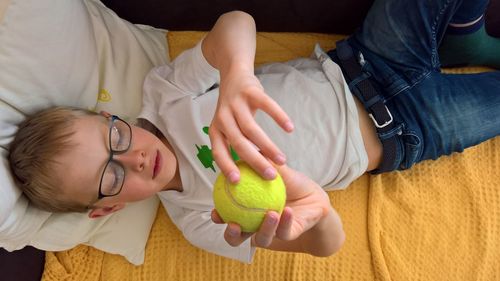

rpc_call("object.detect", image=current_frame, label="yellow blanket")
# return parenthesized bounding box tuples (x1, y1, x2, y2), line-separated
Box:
(42, 32, 500, 281)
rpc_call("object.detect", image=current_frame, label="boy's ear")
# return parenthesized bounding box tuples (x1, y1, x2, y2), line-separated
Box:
(88, 203, 125, 219)
(99, 110, 111, 118)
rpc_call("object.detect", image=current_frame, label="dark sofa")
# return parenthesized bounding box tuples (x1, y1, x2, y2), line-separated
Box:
(101, 0, 500, 35)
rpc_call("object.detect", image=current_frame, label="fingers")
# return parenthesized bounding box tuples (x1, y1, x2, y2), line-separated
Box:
(210, 109, 281, 182)
(212, 210, 254, 246)
(253, 211, 280, 248)
(211, 209, 224, 224)
(253, 94, 294, 133)
(210, 79, 294, 182)
(235, 90, 293, 170)
(209, 127, 241, 183)
(223, 223, 253, 247)
(275, 207, 294, 240)
(212, 209, 287, 248)
(234, 109, 286, 166)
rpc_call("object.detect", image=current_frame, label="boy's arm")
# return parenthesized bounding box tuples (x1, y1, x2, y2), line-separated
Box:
(212, 165, 346, 257)
(204, 11, 344, 258)
(201, 11, 294, 183)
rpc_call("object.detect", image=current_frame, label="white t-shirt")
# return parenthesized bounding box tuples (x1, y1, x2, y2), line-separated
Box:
(138, 41, 368, 263)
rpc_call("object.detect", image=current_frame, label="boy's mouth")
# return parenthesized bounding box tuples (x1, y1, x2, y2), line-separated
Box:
(153, 150, 162, 179)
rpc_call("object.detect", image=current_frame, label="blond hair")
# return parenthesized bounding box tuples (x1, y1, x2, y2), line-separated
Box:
(8, 106, 98, 213)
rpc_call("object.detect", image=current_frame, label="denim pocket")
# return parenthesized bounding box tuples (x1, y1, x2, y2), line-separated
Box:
(399, 131, 422, 170)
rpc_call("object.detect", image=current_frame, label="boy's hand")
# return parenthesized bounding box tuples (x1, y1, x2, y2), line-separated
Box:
(209, 64, 294, 183)
(201, 11, 293, 182)
(211, 165, 336, 250)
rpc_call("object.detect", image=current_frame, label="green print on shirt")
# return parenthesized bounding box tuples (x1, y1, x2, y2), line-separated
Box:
(196, 126, 240, 172)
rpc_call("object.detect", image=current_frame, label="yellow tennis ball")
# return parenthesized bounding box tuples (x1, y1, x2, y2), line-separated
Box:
(213, 161, 287, 232)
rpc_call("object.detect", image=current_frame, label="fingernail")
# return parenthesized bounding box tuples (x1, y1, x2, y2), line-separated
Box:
(267, 214, 278, 225)
(274, 154, 286, 165)
(263, 167, 277, 180)
(284, 121, 294, 132)
(228, 228, 238, 237)
(228, 171, 240, 183)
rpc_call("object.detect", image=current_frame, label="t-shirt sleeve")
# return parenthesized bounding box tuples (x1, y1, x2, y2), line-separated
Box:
(142, 40, 220, 105)
(168, 39, 220, 94)
(161, 200, 256, 263)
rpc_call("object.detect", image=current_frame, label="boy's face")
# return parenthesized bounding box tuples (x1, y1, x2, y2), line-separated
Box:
(54, 112, 179, 218)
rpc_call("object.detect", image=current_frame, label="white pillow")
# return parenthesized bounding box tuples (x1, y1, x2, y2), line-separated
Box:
(0, 0, 169, 265)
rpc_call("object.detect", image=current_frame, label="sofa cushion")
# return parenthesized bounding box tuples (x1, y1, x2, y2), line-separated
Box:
(0, 0, 168, 265)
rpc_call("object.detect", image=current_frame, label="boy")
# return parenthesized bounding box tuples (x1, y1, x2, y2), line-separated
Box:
(9, 0, 500, 263)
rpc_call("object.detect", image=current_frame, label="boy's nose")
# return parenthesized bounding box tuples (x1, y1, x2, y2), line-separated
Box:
(115, 149, 146, 172)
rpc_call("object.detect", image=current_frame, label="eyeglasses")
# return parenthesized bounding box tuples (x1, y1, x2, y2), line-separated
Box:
(97, 115, 132, 200)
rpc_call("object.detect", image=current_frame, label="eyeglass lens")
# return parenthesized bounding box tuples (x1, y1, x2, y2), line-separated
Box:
(100, 117, 131, 196)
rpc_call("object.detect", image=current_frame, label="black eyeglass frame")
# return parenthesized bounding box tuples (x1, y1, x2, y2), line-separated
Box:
(97, 115, 132, 200)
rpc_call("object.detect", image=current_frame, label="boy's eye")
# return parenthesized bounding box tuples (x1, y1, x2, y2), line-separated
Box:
(110, 125, 122, 149)
(109, 118, 130, 151)
(101, 162, 125, 196)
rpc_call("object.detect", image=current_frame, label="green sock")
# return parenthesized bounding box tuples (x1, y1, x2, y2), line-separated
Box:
(439, 25, 500, 68)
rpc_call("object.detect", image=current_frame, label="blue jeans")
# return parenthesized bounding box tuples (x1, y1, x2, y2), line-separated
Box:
(329, 0, 500, 172)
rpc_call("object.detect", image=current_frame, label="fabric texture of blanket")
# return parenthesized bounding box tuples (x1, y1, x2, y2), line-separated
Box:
(41, 31, 500, 281)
